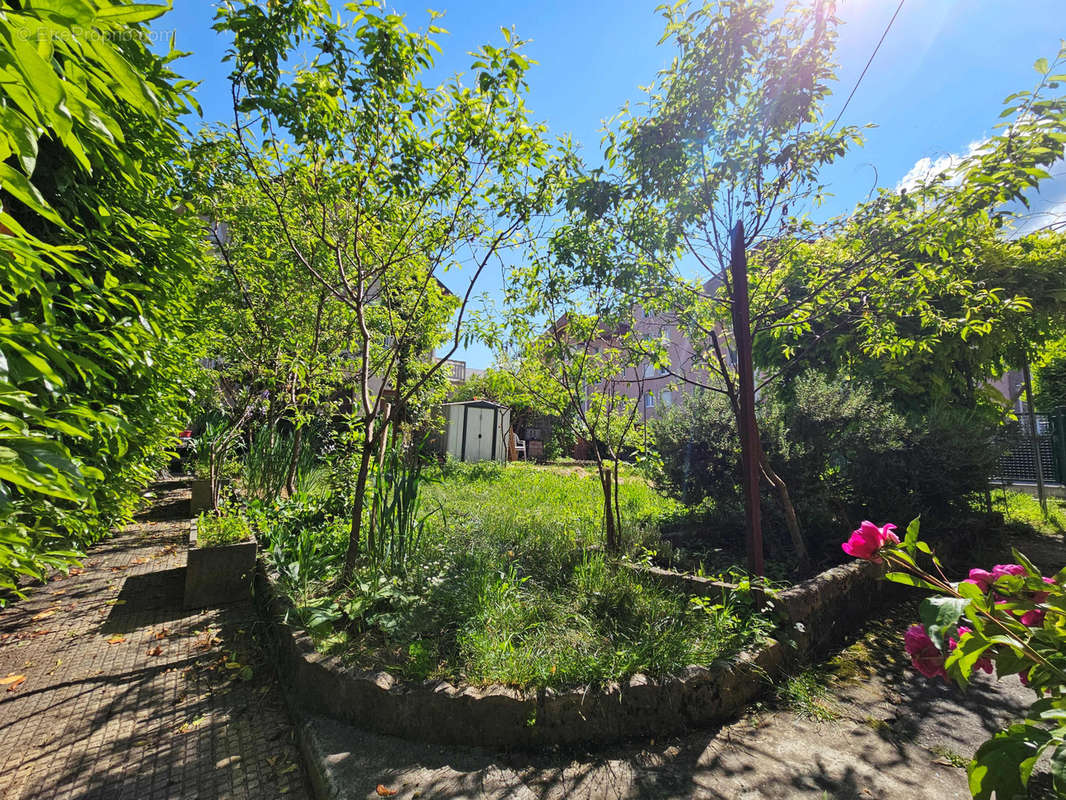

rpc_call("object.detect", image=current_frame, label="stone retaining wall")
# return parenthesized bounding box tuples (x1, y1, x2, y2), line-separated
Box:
(256, 567, 791, 748)
(257, 520, 997, 750)
(256, 522, 985, 749)
(622, 562, 737, 600)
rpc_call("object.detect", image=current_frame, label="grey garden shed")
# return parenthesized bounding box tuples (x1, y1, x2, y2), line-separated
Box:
(439, 400, 511, 463)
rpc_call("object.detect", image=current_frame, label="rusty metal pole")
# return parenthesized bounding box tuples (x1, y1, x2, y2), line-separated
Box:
(729, 221, 765, 577)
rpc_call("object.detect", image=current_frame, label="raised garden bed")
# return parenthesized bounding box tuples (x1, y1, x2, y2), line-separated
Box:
(255, 562, 784, 749)
(184, 518, 257, 609)
(255, 558, 887, 748)
(256, 520, 990, 749)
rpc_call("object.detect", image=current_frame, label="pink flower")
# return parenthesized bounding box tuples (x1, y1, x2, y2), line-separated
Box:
(841, 521, 899, 563)
(1020, 609, 1045, 627)
(904, 624, 947, 679)
(963, 568, 995, 593)
(951, 626, 993, 674)
(991, 564, 1026, 580)
(1033, 577, 1055, 603)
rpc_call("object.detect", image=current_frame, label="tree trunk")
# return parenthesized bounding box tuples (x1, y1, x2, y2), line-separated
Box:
(284, 422, 304, 496)
(341, 436, 376, 584)
(598, 463, 618, 553)
(612, 455, 622, 550)
(758, 450, 811, 573)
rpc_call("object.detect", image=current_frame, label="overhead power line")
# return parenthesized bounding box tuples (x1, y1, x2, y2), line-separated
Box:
(829, 0, 907, 134)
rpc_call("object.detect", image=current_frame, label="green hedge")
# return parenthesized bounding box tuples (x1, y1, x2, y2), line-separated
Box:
(0, 2, 203, 597)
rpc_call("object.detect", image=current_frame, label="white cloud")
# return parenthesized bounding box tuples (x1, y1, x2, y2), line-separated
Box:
(895, 139, 1066, 235)
(1009, 185, 1066, 236)
(895, 138, 990, 194)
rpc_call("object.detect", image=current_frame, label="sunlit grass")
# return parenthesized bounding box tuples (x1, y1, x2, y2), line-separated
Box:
(990, 488, 1066, 536)
(268, 461, 772, 690)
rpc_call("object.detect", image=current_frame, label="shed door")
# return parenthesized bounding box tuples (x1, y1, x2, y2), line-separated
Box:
(465, 407, 497, 462)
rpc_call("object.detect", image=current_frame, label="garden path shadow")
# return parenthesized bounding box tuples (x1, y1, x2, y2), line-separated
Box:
(0, 477, 310, 800)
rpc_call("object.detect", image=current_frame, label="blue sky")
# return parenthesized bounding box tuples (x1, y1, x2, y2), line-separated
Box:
(156, 0, 1066, 367)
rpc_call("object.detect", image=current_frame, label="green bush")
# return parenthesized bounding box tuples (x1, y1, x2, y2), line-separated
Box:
(651, 372, 1004, 556)
(0, 3, 203, 597)
(646, 388, 743, 508)
(1035, 348, 1066, 410)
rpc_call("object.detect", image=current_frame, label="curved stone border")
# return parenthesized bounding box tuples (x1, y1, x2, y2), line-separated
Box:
(255, 519, 987, 749)
(255, 566, 787, 749)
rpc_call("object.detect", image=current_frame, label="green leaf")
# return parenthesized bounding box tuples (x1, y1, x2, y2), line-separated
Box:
(995, 647, 1029, 678)
(968, 724, 1051, 800)
(945, 632, 991, 686)
(884, 571, 940, 591)
(1051, 741, 1066, 796)
(0, 106, 39, 175)
(919, 596, 969, 651)
(904, 516, 920, 545)
(1011, 548, 1041, 578)
(95, 4, 170, 24)
(0, 163, 64, 227)
(25, 0, 96, 24)
(957, 580, 986, 603)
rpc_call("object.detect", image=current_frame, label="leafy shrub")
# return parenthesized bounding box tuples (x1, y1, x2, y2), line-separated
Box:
(646, 388, 743, 508)
(651, 372, 1004, 556)
(0, 3, 203, 598)
(1035, 343, 1066, 410)
(759, 372, 907, 534)
(251, 492, 345, 588)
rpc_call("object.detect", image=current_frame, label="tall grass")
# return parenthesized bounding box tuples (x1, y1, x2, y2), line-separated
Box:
(256, 461, 771, 690)
(423, 461, 677, 580)
(190, 413, 229, 479)
(992, 488, 1066, 536)
(243, 426, 317, 500)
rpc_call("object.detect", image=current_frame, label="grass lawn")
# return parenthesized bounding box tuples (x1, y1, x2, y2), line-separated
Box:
(989, 487, 1066, 536)
(259, 461, 773, 690)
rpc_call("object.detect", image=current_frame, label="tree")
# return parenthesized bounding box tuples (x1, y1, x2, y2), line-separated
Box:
(215, 0, 553, 582)
(0, 1, 203, 595)
(559, 7, 1066, 571)
(518, 314, 647, 553)
(502, 200, 658, 552)
(752, 48, 1066, 416)
(534, 0, 865, 571)
(186, 131, 367, 499)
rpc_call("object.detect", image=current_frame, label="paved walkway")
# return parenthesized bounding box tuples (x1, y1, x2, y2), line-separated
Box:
(300, 622, 1041, 800)
(0, 479, 309, 800)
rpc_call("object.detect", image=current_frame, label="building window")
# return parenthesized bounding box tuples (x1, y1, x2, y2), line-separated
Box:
(645, 392, 655, 409)
(661, 390, 673, 407)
